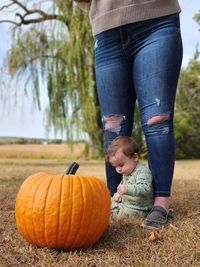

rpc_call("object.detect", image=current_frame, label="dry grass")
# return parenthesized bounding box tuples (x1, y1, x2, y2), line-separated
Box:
(0, 144, 86, 159)
(0, 145, 199, 267)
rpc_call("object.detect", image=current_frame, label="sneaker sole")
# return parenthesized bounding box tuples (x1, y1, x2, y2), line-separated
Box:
(141, 222, 168, 230)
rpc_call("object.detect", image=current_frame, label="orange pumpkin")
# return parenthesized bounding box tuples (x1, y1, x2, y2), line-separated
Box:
(15, 162, 111, 249)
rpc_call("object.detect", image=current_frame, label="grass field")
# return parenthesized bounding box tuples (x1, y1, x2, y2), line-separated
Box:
(0, 144, 199, 267)
(0, 143, 86, 159)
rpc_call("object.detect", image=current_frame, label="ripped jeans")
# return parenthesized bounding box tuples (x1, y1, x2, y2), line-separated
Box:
(94, 14, 183, 196)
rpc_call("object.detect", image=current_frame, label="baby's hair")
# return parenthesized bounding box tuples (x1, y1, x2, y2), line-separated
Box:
(106, 136, 140, 162)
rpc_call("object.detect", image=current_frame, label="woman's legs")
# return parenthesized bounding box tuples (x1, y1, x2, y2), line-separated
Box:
(132, 14, 182, 205)
(94, 14, 183, 226)
(131, 14, 182, 228)
(94, 29, 136, 195)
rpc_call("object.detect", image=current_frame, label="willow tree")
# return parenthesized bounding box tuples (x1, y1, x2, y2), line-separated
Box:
(0, 0, 102, 156)
(194, 9, 200, 27)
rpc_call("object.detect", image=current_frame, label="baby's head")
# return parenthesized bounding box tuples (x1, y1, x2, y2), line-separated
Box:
(106, 136, 140, 176)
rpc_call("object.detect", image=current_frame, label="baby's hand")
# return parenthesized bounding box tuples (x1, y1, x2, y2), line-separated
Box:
(113, 192, 122, 202)
(117, 184, 126, 195)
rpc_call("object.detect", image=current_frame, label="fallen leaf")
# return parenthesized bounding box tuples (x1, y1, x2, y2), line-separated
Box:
(149, 231, 162, 242)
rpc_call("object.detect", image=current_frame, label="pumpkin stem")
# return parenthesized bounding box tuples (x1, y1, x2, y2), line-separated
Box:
(65, 162, 80, 174)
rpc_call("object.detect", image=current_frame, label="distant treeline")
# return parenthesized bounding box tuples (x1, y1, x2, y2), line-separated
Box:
(0, 137, 64, 145)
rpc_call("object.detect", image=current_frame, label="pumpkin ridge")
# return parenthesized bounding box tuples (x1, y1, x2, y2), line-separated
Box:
(18, 173, 46, 245)
(63, 175, 74, 247)
(15, 175, 31, 242)
(97, 178, 110, 234)
(31, 173, 50, 246)
(69, 175, 85, 248)
(89, 177, 103, 243)
(78, 176, 97, 248)
(67, 175, 85, 248)
(55, 174, 64, 248)
(55, 174, 71, 248)
(88, 177, 110, 244)
(43, 174, 54, 247)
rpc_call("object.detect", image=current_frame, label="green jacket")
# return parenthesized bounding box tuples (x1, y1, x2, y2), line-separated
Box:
(111, 163, 154, 217)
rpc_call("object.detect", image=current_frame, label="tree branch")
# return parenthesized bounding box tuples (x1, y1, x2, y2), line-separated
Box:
(0, 0, 68, 26)
(0, 2, 15, 11)
(12, 0, 29, 12)
(0, 20, 20, 26)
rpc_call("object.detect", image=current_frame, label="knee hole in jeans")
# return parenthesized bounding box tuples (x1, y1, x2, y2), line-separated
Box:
(147, 115, 170, 125)
(102, 115, 125, 134)
(144, 114, 171, 135)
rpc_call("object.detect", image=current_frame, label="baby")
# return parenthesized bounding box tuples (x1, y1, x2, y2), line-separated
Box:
(106, 136, 154, 218)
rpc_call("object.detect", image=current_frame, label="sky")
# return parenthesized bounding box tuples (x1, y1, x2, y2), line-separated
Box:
(0, 0, 199, 140)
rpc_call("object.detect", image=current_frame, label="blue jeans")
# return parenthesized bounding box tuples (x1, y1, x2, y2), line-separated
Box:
(94, 14, 183, 196)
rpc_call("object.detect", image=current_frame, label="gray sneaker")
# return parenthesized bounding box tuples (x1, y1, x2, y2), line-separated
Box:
(141, 206, 173, 230)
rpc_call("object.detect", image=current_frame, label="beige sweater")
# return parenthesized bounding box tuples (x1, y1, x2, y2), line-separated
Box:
(75, 0, 181, 36)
